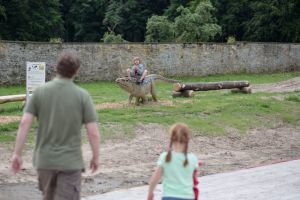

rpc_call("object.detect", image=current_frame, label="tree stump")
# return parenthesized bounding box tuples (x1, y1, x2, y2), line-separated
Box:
(172, 90, 195, 98)
(231, 86, 252, 94)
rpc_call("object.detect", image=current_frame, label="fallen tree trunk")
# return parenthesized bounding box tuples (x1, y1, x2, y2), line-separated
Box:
(173, 81, 250, 92)
(172, 90, 195, 98)
(0, 94, 26, 104)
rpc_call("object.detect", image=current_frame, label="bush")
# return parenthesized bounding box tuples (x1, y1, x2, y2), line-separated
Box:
(102, 32, 127, 43)
(227, 36, 236, 44)
(49, 38, 63, 43)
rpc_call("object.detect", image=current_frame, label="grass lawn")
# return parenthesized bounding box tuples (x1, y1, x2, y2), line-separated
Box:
(0, 72, 300, 141)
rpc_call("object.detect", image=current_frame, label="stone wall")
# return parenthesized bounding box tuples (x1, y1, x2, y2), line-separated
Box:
(0, 41, 299, 84)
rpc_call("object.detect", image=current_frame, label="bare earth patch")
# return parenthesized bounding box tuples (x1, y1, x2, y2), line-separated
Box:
(1, 124, 300, 199)
(252, 77, 300, 93)
(0, 116, 21, 124)
(0, 77, 300, 199)
(95, 99, 179, 110)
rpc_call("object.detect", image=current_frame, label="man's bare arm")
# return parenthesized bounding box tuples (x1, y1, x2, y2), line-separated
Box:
(11, 112, 34, 173)
(85, 122, 100, 173)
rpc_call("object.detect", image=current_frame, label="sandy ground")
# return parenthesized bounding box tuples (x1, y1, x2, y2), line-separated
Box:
(0, 77, 300, 199)
(0, 116, 21, 124)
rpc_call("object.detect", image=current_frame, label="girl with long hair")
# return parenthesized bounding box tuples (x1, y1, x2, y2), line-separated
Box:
(147, 123, 199, 200)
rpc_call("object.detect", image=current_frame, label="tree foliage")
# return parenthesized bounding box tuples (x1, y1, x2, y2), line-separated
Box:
(174, 1, 221, 42)
(0, 0, 63, 41)
(145, 15, 174, 42)
(0, 0, 299, 42)
(103, 0, 169, 42)
(102, 31, 127, 43)
(244, 0, 300, 42)
(164, 0, 190, 20)
(211, 0, 252, 41)
(212, 0, 300, 42)
(0, 3, 5, 20)
(68, 0, 108, 42)
(146, 1, 221, 43)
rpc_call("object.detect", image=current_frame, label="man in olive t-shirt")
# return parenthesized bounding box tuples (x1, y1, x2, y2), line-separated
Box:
(11, 52, 100, 200)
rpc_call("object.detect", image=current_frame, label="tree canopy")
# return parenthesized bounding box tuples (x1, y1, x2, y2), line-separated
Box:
(0, 0, 299, 42)
(173, 2, 221, 42)
(0, 0, 63, 41)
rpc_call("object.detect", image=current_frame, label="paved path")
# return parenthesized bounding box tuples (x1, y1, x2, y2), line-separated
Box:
(83, 159, 300, 200)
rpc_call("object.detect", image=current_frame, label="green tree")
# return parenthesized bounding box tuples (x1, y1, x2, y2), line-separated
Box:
(211, 0, 252, 42)
(60, 0, 75, 42)
(244, 0, 300, 42)
(69, 0, 108, 42)
(27, 0, 64, 41)
(189, 0, 207, 11)
(0, 0, 63, 41)
(0, 0, 30, 40)
(145, 15, 174, 42)
(0, 2, 6, 39)
(0, 3, 5, 19)
(103, 0, 123, 33)
(103, 0, 147, 42)
(211, 0, 300, 42)
(1, 0, 171, 42)
(174, 1, 222, 42)
(103, 0, 170, 42)
(164, 0, 190, 20)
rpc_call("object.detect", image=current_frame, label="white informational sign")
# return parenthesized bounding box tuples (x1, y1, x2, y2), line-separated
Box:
(26, 62, 46, 99)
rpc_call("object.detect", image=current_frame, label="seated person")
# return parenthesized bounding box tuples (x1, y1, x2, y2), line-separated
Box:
(127, 56, 148, 83)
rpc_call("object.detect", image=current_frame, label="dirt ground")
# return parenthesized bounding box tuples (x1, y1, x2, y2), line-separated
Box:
(0, 77, 300, 199)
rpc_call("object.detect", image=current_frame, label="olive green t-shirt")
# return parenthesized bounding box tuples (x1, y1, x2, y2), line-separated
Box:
(24, 77, 97, 170)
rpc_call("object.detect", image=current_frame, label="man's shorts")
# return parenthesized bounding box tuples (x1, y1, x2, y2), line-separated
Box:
(37, 169, 82, 200)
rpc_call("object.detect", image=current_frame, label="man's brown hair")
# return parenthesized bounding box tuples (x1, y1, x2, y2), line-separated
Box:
(56, 52, 80, 78)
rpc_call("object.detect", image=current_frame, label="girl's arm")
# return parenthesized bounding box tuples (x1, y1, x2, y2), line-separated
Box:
(147, 166, 163, 200)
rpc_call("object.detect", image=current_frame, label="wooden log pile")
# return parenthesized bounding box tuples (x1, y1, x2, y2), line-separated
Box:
(172, 81, 251, 98)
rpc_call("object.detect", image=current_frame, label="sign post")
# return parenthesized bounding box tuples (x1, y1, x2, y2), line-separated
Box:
(26, 62, 46, 100)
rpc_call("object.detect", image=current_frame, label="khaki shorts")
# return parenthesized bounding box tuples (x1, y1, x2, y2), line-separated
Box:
(37, 169, 82, 200)
(130, 70, 143, 78)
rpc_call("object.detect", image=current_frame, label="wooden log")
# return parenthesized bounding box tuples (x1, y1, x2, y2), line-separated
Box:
(173, 83, 184, 92)
(172, 90, 195, 98)
(0, 94, 26, 104)
(231, 86, 252, 94)
(173, 81, 250, 92)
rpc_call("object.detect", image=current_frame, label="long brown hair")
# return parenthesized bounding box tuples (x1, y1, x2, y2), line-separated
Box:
(165, 123, 191, 167)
